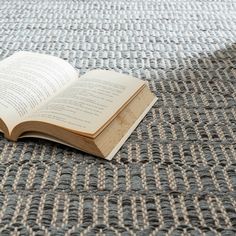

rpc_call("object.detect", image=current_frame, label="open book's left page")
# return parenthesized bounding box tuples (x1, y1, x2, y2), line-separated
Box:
(0, 51, 78, 134)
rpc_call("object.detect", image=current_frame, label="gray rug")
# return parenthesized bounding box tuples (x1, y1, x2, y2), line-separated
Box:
(1, 0, 236, 235)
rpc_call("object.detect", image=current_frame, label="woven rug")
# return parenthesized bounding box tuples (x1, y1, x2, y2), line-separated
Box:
(1, 0, 236, 235)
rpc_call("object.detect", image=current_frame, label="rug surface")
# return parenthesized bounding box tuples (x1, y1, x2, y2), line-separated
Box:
(1, 0, 236, 235)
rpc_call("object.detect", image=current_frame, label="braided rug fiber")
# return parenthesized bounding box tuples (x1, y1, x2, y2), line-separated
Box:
(1, 0, 236, 235)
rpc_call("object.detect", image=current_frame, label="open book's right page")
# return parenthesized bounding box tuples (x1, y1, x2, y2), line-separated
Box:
(26, 70, 146, 135)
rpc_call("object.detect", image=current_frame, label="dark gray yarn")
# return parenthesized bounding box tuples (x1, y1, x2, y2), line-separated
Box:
(1, 0, 236, 235)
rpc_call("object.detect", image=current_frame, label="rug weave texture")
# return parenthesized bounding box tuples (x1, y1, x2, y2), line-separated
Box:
(1, 0, 236, 235)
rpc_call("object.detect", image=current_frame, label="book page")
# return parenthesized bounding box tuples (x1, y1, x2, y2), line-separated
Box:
(0, 51, 78, 132)
(26, 70, 145, 135)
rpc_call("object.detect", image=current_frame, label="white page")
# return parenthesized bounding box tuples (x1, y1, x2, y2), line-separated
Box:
(0, 52, 78, 132)
(27, 70, 145, 135)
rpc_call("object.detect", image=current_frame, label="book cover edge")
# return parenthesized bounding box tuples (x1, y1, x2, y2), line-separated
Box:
(104, 96, 158, 160)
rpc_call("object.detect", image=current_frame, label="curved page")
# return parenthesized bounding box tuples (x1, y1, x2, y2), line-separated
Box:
(0, 52, 78, 132)
(26, 70, 145, 136)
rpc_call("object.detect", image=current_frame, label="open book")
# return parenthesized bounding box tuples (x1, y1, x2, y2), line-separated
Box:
(0, 52, 157, 160)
